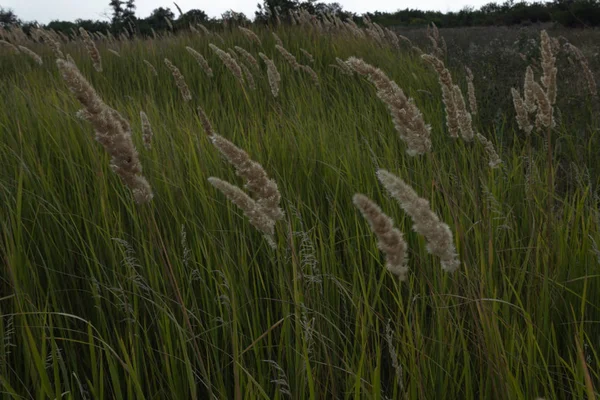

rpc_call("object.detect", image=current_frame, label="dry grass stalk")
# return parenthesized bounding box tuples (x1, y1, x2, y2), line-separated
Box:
(210, 134, 284, 222)
(209, 43, 245, 86)
(300, 65, 319, 87)
(0, 40, 19, 53)
(335, 58, 354, 76)
(17, 45, 43, 65)
(346, 57, 432, 156)
(140, 111, 153, 150)
(56, 59, 153, 203)
(422, 54, 460, 138)
(532, 81, 555, 129)
(272, 32, 283, 46)
(164, 58, 192, 102)
(299, 48, 314, 64)
(511, 88, 533, 135)
(240, 63, 256, 90)
(353, 194, 408, 280)
(465, 67, 477, 115)
(475, 133, 502, 169)
(208, 177, 276, 248)
(186, 46, 213, 77)
(143, 59, 158, 76)
(197, 106, 215, 136)
(239, 27, 262, 45)
(275, 44, 300, 70)
(234, 46, 260, 72)
(79, 28, 102, 72)
(377, 170, 459, 272)
(540, 30, 557, 105)
(452, 85, 475, 141)
(259, 52, 281, 97)
(524, 66, 537, 113)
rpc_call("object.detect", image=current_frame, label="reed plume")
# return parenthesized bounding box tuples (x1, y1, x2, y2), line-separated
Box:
(239, 27, 262, 45)
(523, 66, 537, 113)
(564, 42, 597, 96)
(209, 43, 245, 86)
(346, 57, 432, 156)
(0, 40, 19, 53)
(197, 23, 211, 35)
(511, 88, 533, 135)
(234, 46, 260, 72)
(210, 134, 284, 221)
(465, 67, 477, 115)
(300, 64, 320, 87)
(140, 111, 153, 150)
(79, 28, 102, 72)
(453, 85, 475, 141)
(143, 59, 158, 76)
(272, 32, 283, 46)
(186, 46, 213, 77)
(353, 194, 409, 280)
(240, 63, 256, 90)
(299, 48, 314, 64)
(377, 170, 459, 272)
(107, 49, 121, 57)
(475, 133, 502, 169)
(197, 106, 215, 136)
(335, 58, 354, 75)
(422, 54, 459, 138)
(56, 59, 153, 203)
(275, 44, 300, 70)
(540, 30, 557, 105)
(164, 58, 192, 102)
(259, 52, 281, 97)
(38, 30, 64, 59)
(17, 45, 42, 65)
(208, 177, 276, 248)
(532, 81, 555, 129)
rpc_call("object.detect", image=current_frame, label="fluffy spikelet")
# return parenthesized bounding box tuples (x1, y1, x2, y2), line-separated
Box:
(239, 27, 262, 45)
(234, 46, 260, 72)
(210, 134, 284, 222)
(300, 64, 320, 87)
(259, 53, 281, 97)
(240, 63, 256, 90)
(164, 58, 192, 102)
(186, 46, 213, 77)
(532, 81, 555, 129)
(335, 58, 354, 76)
(18, 45, 43, 65)
(523, 66, 537, 113)
(38, 30, 64, 59)
(272, 32, 283, 46)
(275, 44, 300, 70)
(465, 67, 477, 115)
(197, 23, 210, 35)
(208, 177, 275, 248)
(346, 57, 432, 156)
(540, 30, 557, 105)
(353, 194, 409, 280)
(140, 111, 153, 150)
(197, 106, 215, 136)
(422, 54, 459, 138)
(476, 133, 502, 169)
(143, 59, 158, 76)
(56, 59, 153, 203)
(453, 85, 474, 141)
(299, 48, 314, 64)
(209, 43, 244, 86)
(79, 28, 102, 72)
(511, 88, 533, 135)
(377, 170, 459, 272)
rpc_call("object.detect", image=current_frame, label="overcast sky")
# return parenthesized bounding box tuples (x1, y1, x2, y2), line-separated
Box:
(4, 0, 497, 24)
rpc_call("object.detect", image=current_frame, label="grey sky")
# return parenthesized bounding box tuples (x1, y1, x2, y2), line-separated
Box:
(4, 0, 494, 23)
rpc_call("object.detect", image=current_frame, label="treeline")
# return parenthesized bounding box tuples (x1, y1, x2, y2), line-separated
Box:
(1, 0, 599, 39)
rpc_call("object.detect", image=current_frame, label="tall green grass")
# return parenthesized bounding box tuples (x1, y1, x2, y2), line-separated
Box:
(0, 25, 599, 399)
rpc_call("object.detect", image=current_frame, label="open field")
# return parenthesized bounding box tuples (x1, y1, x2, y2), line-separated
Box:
(1, 18, 599, 399)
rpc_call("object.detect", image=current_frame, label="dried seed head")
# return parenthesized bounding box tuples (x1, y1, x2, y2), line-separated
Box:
(239, 27, 262, 45)
(540, 30, 557, 105)
(353, 194, 409, 280)
(272, 32, 283, 46)
(18, 45, 43, 65)
(79, 27, 102, 72)
(476, 133, 502, 169)
(209, 43, 245, 86)
(465, 67, 477, 115)
(56, 59, 153, 203)
(234, 46, 260, 72)
(143, 59, 158, 76)
(186, 46, 213, 77)
(453, 85, 474, 141)
(197, 106, 215, 136)
(164, 58, 192, 102)
(346, 57, 432, 156)
(532, 81, 555, 129)
(300, 64, 319, 87)
(524, 66, 537, 113)
(299, 48, 314, 64)
(377, 170, 459, 272)
(240, 63, 256, 90)
(511, 88, 533, 135)
(259, 52, 281, 97)
(422, 54, 459, 138)
(275, 44, 300, 70)
(107, 49, 120, 57)
(140, 111, 153, 150)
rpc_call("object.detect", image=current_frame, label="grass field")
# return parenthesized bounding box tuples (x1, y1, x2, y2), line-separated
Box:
(1, 18, 599, 399)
